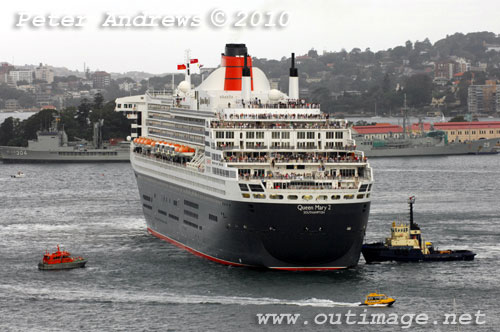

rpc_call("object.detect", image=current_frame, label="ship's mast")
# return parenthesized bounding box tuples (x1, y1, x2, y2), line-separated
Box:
(408, 196, 415, 229)
(402, 94, 408, 139)
(185, 49, 191, 90)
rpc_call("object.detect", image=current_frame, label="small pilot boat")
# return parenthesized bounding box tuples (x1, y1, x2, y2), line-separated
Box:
(38, 245, 87, 270)
(360, 292, 396, 307)
(10, 171, 25, 178)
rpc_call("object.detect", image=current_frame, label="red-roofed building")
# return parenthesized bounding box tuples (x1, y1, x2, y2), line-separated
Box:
(433, 121, 500, 142)
(352, 124, 403, 139)
(409, 122, 432, 135)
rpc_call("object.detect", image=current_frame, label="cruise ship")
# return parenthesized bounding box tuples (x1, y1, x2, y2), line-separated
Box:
(115, 44, 374, 270)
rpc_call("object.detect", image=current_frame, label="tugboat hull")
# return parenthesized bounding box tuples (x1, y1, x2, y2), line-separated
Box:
(362, 243, 476, 263)
(38, 259, 87, 270)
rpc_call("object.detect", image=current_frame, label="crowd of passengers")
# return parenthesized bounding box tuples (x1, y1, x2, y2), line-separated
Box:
(223, 152, 366, 164)
(210, 120, 345, 130)
(239, 171, 360, 185)
(226, 98, 321, 110)
(217, 112, 329, 121)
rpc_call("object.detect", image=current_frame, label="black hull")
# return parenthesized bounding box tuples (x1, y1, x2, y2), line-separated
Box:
(136, 172, 371, 270)
(361, 243, 476, 263)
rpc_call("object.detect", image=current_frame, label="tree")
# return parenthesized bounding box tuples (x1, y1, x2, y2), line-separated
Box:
(76, 98, 92, 127)
(382, 73, 391, 93)
(405, 40, 413, 52)
(0, 117, 18, 145)
(308, 49, 318, 58)
(404, 74, 433, 107)
(93, 93, 104, 110)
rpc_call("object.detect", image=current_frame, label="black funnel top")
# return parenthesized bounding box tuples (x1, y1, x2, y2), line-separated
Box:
(225, 44, 248, 57)
(289, 53, 298, 77)
(242, 53, 251, 77)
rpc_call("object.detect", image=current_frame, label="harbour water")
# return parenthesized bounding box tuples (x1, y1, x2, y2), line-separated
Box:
(0, 156, 499, 331)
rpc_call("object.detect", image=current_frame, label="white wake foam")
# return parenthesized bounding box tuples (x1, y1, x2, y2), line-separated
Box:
(0, 284, 360, 307)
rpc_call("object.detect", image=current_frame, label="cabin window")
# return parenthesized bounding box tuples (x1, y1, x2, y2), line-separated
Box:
(209, 214, 218, 222)
(226, 131, 234, 139)
(272, 132, 280, 139)
(184, 200, 199, 209)
(297, 132, 306, 139)
(184, 210, 198, 219)
(256, 132, 264, 139)
(340, 169, 355, 177)
(183, 220, 199, 229)
(307, 132, 315, 139)
(249, 184, 265, 192)
(246, 132, 255, 139)
(281, 132, 290, 139)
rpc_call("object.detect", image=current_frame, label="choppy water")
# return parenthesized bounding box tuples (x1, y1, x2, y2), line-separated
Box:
(0, 157, 499, 331)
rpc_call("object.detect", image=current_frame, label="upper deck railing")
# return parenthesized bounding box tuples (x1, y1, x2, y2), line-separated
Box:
(227, 100, 321, 110)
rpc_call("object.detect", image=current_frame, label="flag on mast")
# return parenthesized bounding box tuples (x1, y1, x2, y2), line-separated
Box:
(177, 64, 186, 70)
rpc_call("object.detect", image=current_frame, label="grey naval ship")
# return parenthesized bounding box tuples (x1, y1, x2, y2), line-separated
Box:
(355, 134, 499, 158)
(0, 118, 129, 163)
(115, 44, 374, 270)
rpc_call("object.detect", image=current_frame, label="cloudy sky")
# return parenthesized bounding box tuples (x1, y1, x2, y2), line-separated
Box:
(1, 0, 497, 74)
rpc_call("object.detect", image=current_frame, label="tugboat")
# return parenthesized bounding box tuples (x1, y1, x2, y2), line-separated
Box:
(362, 196, 476, 263)
(360, 292, 396, 307)
(38, 245, 87, 270)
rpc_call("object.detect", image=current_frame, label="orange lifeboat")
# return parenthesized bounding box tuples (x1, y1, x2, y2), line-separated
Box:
(38, 245, 87, 270)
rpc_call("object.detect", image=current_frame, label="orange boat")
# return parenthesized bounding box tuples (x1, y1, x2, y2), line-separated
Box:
(38, 245, 87, 270)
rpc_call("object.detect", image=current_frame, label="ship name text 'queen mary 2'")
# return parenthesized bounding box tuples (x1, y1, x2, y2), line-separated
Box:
(115, 44, 374, 270)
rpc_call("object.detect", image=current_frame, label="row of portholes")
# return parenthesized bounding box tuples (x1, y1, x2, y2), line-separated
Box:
(241, 193, 370, 200)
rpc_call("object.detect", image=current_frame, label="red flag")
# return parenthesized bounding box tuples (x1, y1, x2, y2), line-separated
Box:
(190, 59, 198, 64)
(177, 64, 186, 70)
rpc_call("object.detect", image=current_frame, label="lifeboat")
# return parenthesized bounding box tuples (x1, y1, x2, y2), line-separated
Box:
(360, 293, 396, 307)
(38, 245, 87, 270)
(134, 137, 196, 157)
